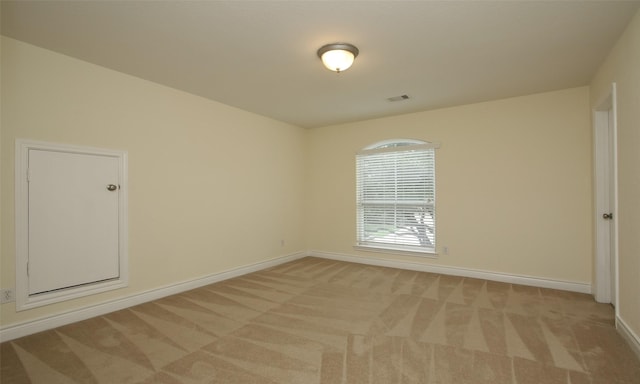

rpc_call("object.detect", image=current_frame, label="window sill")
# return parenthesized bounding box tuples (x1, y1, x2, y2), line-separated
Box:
(353, 244, 438, 259)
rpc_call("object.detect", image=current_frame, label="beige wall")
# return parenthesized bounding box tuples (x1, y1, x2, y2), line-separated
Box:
(306, 87, 593, 284)
(590, 10, 640, 342)
(0, 37, 307, 327)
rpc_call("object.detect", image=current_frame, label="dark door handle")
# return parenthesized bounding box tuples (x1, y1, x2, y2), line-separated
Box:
(106, 184, 118, 191)
(603, 213, 613, 220)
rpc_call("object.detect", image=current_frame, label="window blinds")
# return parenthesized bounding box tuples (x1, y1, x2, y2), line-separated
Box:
(356, 144, 436, 252)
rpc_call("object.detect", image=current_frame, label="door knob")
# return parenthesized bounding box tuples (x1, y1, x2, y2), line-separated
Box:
(603, 213, 613, 220)
(106, 184, 118, 191)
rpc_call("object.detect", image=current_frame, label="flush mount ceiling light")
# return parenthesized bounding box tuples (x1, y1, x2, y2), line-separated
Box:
(317, 43, 359, 73)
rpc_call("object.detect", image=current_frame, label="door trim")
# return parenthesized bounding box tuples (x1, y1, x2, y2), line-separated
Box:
(592, 83, 619, 309)
(15, 139, 129, 311)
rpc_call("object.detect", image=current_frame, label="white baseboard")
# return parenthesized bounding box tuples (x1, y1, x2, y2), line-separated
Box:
(0, 251, 306, 342)
(617, 316, 640, 359)
(0, 250, 594, 342)
(308, 250, 592, 294)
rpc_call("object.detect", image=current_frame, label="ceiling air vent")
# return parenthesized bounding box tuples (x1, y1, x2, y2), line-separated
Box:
(387, 94, 410, 102)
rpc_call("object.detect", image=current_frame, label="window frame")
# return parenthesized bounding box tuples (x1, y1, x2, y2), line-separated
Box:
(354, 139, 439, 257)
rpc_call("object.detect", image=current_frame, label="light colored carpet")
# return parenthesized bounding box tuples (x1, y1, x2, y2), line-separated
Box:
(1, 257, 638, 383)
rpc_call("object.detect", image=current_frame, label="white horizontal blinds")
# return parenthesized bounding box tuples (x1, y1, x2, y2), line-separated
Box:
(357, 144, 436, 251)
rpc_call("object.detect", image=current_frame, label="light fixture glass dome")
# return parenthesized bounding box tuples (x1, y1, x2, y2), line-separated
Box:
(317, 43, 359, 73)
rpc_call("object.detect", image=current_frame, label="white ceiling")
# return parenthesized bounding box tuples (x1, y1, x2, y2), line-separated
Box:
(2, 1, 639, 128)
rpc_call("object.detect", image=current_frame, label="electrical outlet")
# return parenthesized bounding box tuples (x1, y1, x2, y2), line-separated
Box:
(442, 246, 449, 256)
(1, 288, 15, 304)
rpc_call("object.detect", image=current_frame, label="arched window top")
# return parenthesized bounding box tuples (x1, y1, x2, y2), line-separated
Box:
(359, 139, 440, 155)
(365, 139, 427, 150)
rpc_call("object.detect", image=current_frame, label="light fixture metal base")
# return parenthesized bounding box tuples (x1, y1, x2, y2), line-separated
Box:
(317, 43, 359, 59)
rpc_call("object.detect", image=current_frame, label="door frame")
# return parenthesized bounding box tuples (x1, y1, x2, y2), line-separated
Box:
(15, 139, 129, 311)
(593, 83, 619, 309)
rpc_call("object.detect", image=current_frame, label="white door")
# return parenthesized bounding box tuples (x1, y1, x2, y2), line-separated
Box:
(593, 84, 617, 305)
(606, 109, 616, 306)
(28, 149, 120, 294)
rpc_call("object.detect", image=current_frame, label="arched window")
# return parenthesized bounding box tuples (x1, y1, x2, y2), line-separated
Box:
(356, 139, 438, 254)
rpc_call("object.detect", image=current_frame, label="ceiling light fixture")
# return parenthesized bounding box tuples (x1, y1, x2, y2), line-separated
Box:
(317, 43, 359, 73)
